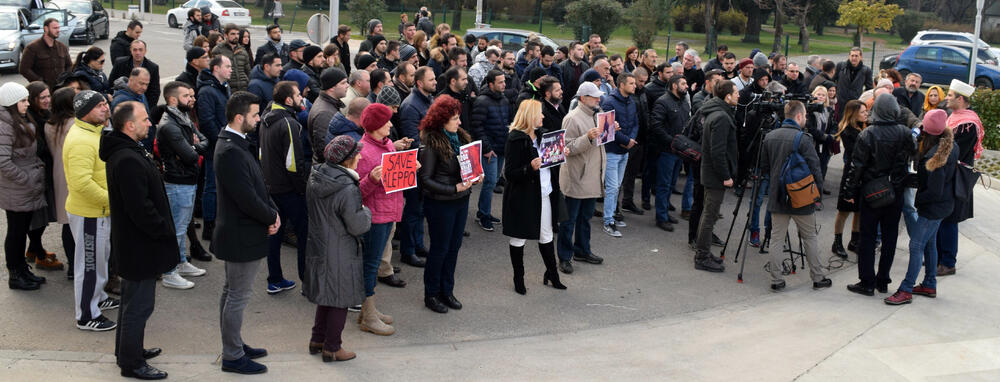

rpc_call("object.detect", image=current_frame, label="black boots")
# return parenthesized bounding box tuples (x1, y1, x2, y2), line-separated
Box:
(539, 242, 566, 290)
(201, 220, 215, 241)
(8, 269, 41, 290)
(847, 231, 859, 252)
(832, 234, 848, 259)
(189, 238, 214, 262)
(509, 245, 526, 295)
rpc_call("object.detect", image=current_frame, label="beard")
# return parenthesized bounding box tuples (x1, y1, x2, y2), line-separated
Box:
(177, 104, 192, 113)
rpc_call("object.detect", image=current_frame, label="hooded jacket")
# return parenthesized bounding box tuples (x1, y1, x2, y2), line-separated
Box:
(109, 31, 135, 64)
(248, 65, 279, 110)
(915, 129, 958, 220)
(212, 42, 252, 92)
(600, 88, 639, 155)
(699, 96, 739, 189)
(260, 103, 310, 195)
(302, 160, 370, 308)
(0, 108, 46, 212)
(467, 53, 495, 90)
(846, 95, 917, 199)
(62, 118, 109, 217)
(469, 86, 512, 155)
(183, 20, 200, 52)
(559, 102, 606, 199)
(325, 113, 363, 144)
(156, 106, 208, 185)
(100, 130, 179, 281)
(760, 119, 823, 215)
(195, 68, 231, 156)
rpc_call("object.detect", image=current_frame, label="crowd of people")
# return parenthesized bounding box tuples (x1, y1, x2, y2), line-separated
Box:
(1, 6, 985, 379)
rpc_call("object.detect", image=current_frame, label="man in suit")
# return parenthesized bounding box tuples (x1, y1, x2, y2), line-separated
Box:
(213, 91, 279, 375)
(101, 101, 177, 380)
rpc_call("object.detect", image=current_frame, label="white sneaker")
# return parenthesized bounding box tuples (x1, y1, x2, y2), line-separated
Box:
(177, 262, 206, 277)
(162, 273, 195, 289)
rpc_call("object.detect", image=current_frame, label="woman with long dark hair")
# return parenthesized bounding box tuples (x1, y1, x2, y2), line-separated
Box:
(885, 110, 957, 305)
(418, 95, 474, 314)
(240, 29, 254, 66)
(72, 47, 110, 95)
(502, 100, 566, 295)
(832, 100, 867, 258)
(45, 87, 77, 279)
(413, 31, 429, 67)
(0, 82, 49, 290)
(24, 82, 62, 271)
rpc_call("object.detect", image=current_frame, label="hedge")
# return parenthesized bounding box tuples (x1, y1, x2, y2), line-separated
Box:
(972, 88, 1000, 150)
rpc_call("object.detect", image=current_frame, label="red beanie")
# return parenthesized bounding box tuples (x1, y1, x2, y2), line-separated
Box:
(361, 103, 393, 132)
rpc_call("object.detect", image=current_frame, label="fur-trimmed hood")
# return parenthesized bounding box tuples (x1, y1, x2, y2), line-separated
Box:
(924, 127, 954, 172)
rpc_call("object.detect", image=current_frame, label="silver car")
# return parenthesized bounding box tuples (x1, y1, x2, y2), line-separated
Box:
(0, 5, 73, 71)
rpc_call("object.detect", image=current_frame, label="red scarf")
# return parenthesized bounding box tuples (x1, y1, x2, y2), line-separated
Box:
(947, 109, 984, 160)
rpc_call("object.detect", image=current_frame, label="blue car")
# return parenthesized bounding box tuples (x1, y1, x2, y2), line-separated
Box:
(894, 44, 1000, 89)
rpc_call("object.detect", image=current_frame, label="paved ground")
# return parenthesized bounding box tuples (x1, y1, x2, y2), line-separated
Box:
(2, 17, 997, 381)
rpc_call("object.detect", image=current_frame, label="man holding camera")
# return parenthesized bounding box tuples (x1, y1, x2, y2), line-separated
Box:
(758, 101, 833, 292)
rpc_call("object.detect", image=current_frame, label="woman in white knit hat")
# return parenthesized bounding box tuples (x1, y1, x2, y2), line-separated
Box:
(0, 82, 49, 290)
(936, 79, 984, 277)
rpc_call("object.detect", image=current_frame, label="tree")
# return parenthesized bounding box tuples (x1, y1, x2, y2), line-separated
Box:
(450, 0, 463, 31)
(628, 0, 662, 49)
(347, 0, 388, 35)
(736, 0, 763, 43)
(791, 0, 813, 52)
(836, 0, 903, 46)
(807, 0, 840, 36)
(938, 0, 977, 23)
(565, 0, 625, 42)
(702, 0, 721, 54)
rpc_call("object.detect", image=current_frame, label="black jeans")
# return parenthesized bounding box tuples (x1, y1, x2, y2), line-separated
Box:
(688, 182, 705, 243)
(267, 192, 309, 284)
(621, 144, 643, 205)
(4, 210, 32, 272)
(115, 278, 156, 370)
(423, 196, 469, 297)
(857, 195, 903, 289)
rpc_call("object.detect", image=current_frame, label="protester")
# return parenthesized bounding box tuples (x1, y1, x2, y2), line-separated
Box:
(502, 99, 566, 294)
(557, 82, 606, 273)
(177, 47, 209, 89)
(469, 69, 512, 231)
(303, 135, 369, 363)
(599, 72, 638, 236)
(72, 47, 110, 95)
(307, 67, 349, 161)
(845, 94, 916, 296)
(213, 24, 253, 92)
(100, 101, 174, 380)
(281, 39, 308, 77)
(885, 109, 957, 305)
(45, 88, 77, 279)
(396, 67, 436, 267)
(923, 86, 945, 116)
(200, 7, 222, 36)
(835, 47, 874, 114)
(832, 100, 867, 258)
(214, 92, 274, 375)
(331, 25, 352, 75)
(196, 56, 232, 241)
(358, 19, 384, 54)
(693, 81, 740, 273)
(19, 18, 73, 88)
(758, 101, 832, 292)
(417, 95, 473, 314)
(182, 8, 202, 52)
(731, 58, 754, 92)
(64, 90, 117, 330)
(893, 73, 924, 116)
(247, 53, 282, 110)
(340, 70, 371, 115)
(648, 75, 688, 232)
(559, 42, 590, 111)
(110, 20, 143, 64)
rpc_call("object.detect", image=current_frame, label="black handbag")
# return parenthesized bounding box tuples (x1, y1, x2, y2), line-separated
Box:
(954, 161, 980, 203)
(670, 134, 702, 162)
(863, 176, 895, 208)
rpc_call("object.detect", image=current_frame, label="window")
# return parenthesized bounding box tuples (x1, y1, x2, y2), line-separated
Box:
(502, 33, 525, 47)
(182, 0, 197, 8)
(915, 47, 939, 62)
(942, 49, 969, 66)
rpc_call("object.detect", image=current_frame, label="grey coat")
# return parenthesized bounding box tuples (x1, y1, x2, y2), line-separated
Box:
(303, 163, 371, 308)
(0, 108, 46, 212)
(760, 121, 823, 215)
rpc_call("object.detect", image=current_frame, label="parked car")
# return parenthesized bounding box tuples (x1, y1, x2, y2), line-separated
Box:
(0, 6, 72, 71)
(894, 44, 1000, 89)
(882, 45, 999, 70)
(166, 0, 250, 28)
(911, 30, 990, 48)
(465, 27, 560, 52)
(45, 0, 108, 44)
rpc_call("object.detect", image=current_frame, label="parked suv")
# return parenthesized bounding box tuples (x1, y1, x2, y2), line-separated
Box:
(911, 30, 990, 48)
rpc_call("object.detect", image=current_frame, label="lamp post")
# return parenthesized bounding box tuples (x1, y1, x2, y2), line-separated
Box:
(970, 0, 985, 85)
(329, 0, 339, 40)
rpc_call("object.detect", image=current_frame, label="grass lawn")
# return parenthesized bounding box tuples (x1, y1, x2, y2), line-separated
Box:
(101, 1, 904, 58)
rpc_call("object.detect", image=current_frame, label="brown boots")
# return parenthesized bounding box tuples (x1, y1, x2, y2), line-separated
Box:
(26, 251, 64, 271)
(359, 296, 395, 336)
(310, 342, 356, 362)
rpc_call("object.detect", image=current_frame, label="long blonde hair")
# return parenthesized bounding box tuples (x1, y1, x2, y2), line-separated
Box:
(811, 86, 829, 108)
(510, 99, 542, 134)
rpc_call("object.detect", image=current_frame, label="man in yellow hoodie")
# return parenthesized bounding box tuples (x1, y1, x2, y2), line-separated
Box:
(64, 90, 118, 332)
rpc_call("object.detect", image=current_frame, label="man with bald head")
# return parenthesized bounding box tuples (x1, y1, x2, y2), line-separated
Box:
(110, 40, 161, 104)
(112, 68, 155, 151)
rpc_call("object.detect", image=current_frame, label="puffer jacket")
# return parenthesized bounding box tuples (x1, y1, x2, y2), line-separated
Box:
(469, 87, 512, 155)
(699, 96, 739, 189)
(325, 113, 363, 144)
(156, 106, 208, 185)
(247, 65, 278, 110)
(559, 103, 605, 199)
(195, 68, 230, 156)
(357, 133, 404, 224)
(0, 108, 46, 212)
(644, 77, 670, 111)
(109, 31, 134, 64)
(467, 53, 494, 90)
(600, 89, 639, 155)
(398, 89, 433, 147)
(212, 42, 252, 92)
(302, 163, 371, 308)
(62, 118, 109, 217)
(524, 58, 563, 84)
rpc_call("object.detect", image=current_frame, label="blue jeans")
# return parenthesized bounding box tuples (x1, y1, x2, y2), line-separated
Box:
(203, 159, 217, 222)
(558, 197, 596, 261)
(750, 175, 771, 233)
(655, 152, 681, 223)
(164, 183, 197, 269)
(603, 152, 628, 225)
(901, 187, 918, 237)
(681, 166, 694, 212)
(477, 154, 505, 218)
(362, 222, 393, 296)
(399, 187, 425, 255)
(423, 196, 469, 297)
(900, 216, 942, 292)
(266, 192, 309, 284)
(936, 220, 959, 268)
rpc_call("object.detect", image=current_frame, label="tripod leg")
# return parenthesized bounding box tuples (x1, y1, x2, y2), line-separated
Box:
(786, 232, 797, 274)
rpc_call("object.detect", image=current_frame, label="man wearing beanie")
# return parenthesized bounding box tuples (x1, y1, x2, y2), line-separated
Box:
(259, 81, 309, 295)
(399, 44, 418, 67)
(358, 18, 384, 54)
(177, 47, 209, 89)
(356, 53, 379, 73)
(64, 90, 118, 331)
(731, 58, 754, 91)
(212, 24, 252, 92)
(308, 67, 349, 163)
(281, 39, 309, 77)
(298, 45, 325, 102)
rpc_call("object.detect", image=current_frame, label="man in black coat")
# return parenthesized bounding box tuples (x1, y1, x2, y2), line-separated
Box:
(109, 40, 161, 105)
(694, 81, 741, 273)
(213, 92, 277, 375)
(648, 75, 690, 232)
(99, 101, 175, 380)
(558, 42, 590, 111)
(469, 69, 512, 229)
(109, 20, 142, 64)
(255, 25, 290, 67)
(893, 73, 924, 117)
(835, 47, 874, 114)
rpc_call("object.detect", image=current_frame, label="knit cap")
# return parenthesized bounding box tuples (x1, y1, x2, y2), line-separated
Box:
(922, 109, 948, 136)
(376, 86, 401, 107)
(0, 82, 28, 107)
(73, 90, 105, 119)
(324, 135, 363, 164)
(361, 103, 393, 131)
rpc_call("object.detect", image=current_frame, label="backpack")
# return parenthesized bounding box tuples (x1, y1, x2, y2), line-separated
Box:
(781, 131, 820, 208)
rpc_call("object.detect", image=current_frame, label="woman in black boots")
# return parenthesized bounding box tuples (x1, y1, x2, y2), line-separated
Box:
(832, 100, 866, 258)
(502, 100, 566, 294)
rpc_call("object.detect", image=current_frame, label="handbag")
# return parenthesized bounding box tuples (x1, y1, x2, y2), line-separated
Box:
(953, 161, 980, 203)
(861, 135, 895, 208)
(670, 134, 702, 162)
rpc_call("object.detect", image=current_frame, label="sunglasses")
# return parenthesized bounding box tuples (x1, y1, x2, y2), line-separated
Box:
(98, 59, 105, 64)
